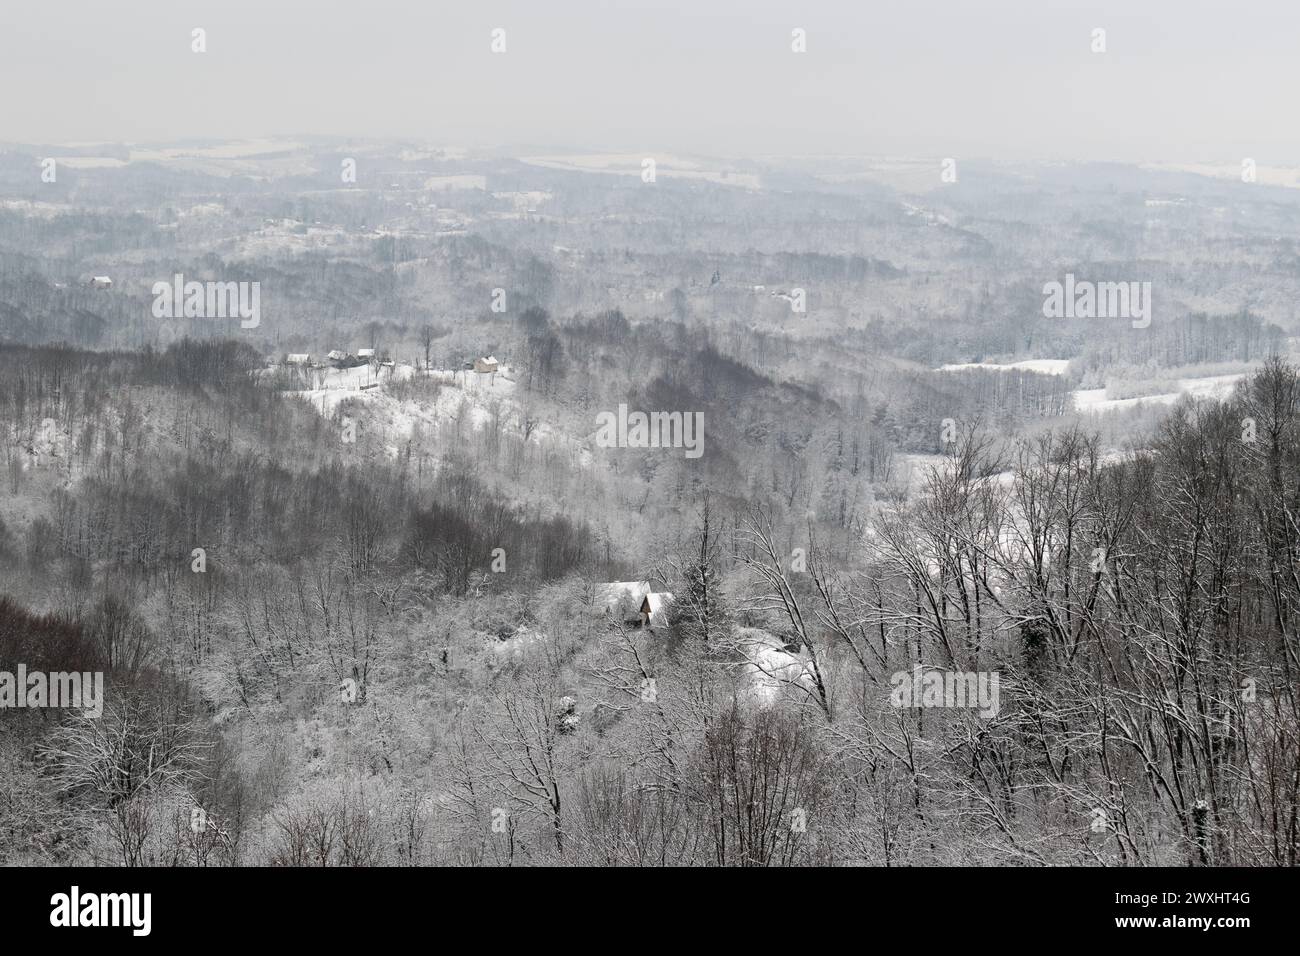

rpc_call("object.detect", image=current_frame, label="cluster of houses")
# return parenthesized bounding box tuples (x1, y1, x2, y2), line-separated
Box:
(281, 349, 389, 369)
(326, 348, 383, 367)
(276, 352, 501, 373)
(596, 581, 675, 630)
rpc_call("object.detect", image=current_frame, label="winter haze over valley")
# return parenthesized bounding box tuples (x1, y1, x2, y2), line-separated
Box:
(2, 1, 1299, 889)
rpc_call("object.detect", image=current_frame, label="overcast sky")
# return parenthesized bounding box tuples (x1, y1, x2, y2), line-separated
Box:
(2, 0, 1295, 163)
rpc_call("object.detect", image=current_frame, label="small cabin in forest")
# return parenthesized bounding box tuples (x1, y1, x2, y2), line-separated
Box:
(597, 582, 674, 629)
(90, 276, 113, 289)
(640, 593, 675, 629)
(474, 355, 500, 374)
(596, 581, 651, 626)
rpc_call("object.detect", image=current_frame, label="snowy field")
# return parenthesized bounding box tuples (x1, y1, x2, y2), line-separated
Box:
(282, 364, 562, 458)
(521, 153, 761, 188)
(1141, 161, 1300, 188)
(734, 628, 815, 705)
(120, 140, 317, 178)
(288, 364, 504, 414)
(1072, 373, 1246, 415)
(937, 359, 1071, 375)
(935, 361, 1248, 414)
(424, 175, 487, 191)
(0, 200, 70, 217)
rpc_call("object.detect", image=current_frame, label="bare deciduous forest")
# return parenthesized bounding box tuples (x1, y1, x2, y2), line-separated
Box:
(2, 4, 1299, 884)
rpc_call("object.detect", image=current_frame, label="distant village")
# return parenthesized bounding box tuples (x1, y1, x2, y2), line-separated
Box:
(267, 350, 504, 390)
(80, 274, 509, 386)
(272, 351, 499, 373)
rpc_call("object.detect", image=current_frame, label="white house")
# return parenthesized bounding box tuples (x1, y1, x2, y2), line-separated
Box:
(90, 276, 113, 289)
(326, 349, 349, 363)
(474, 355, 500, 374)
(357, 348, 376, 359)
(596, 581, 651, 626)
(639, 593, 675, 629)
(285, 353, 311, 366)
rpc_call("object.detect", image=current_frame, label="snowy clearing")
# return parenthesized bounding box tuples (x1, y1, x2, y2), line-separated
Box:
(735, 628, 816, 706)
(1072, 373, 1246, 414)
(937, 359, 1072, 375)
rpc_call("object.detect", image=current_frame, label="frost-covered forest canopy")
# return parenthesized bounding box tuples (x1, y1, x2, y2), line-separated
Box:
(1, 141, 1299, 866)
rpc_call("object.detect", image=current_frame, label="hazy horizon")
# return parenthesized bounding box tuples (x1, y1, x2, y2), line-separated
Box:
(3, 0, 1298, 165)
